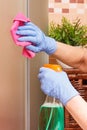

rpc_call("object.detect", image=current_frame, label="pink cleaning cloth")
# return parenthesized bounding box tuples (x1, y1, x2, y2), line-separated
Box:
(10, 13, 35, 58)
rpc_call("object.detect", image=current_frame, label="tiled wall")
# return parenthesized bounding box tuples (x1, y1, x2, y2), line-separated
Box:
(48, 0, 87, 64)
(49, 0, 87, 24)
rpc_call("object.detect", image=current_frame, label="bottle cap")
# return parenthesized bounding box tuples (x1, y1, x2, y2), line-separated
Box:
(44, 64, 62, 72)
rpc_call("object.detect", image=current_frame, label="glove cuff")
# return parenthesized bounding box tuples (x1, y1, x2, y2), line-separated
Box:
(62, 86, 80, 106)
(45, 37, 57, 55)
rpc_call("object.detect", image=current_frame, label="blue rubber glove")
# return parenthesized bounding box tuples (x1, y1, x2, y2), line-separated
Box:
(16, 22, 57, 54)
(38, 67, 79, 106)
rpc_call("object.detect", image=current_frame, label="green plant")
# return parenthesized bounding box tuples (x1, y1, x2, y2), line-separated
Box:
(49, 17, 87, 46)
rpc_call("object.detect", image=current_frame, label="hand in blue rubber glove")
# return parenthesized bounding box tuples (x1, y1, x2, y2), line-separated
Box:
(38, 67, 79, 106)
(16, 22, 57, 54)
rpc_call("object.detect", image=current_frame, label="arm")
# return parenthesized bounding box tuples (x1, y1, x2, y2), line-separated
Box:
(38, 68, 87, 130)
(16, 22, 87, 72)
(53, 42, 87, 72)
(16, 22, 87, 129)
(66, 95, 87, 130)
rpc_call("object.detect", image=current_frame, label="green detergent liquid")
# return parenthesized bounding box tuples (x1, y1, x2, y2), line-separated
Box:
(38, 102, 64, 130)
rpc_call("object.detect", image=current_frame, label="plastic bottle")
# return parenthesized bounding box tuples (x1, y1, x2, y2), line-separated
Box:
(38, 64, 64, 130)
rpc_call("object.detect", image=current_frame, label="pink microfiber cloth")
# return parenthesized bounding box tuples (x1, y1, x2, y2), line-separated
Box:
(10, 13, 35, 58)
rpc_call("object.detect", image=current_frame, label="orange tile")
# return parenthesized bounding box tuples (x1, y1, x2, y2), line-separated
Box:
(55, 0, 61, 2)
(49, 8, 54, 13)
(77, 0, 84, 3)
(62, 8, 69, 13)
(70, 0, 77, 3)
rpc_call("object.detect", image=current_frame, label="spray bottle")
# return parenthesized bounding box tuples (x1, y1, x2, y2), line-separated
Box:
(38, 64, 64, 130)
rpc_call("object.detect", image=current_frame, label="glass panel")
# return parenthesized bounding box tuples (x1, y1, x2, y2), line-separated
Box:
(28, 0, 49, 129)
